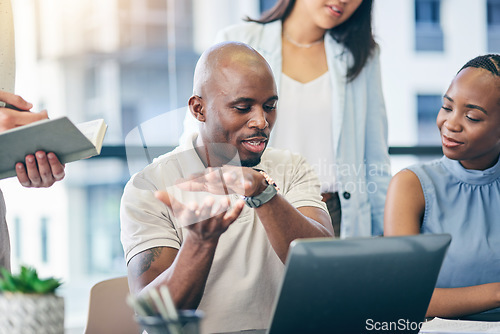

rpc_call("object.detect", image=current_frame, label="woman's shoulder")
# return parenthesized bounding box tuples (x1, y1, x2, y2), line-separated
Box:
(406, 158, 444, 173)
(390, 168, 422, 191)
(388, 159, 446, 190)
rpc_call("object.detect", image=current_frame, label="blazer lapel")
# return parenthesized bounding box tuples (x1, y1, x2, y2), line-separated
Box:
(324, 34, 348, 157)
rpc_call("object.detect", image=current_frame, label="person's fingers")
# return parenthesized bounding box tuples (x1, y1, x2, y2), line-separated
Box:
(205, 168, 222, 182)
(180, 201, 200, 227)
(217, 197, 230, 215)
(15, 152, 64, 188)
(47, 152, 65, 181)
(0, 109, 47, 131)
(222, 199, 245, 228)
(222, 170, 238, 183)
(222, 169, 247, 194)
(187, 201, 199, 216)
(38, 110, 48, 118)
(16, 111, 46, 126)
(198, 196, 215, 221)
(175, 168, 247, 196)
(24, 154, 42, 187)
(15, 162, 31, 187)
(155, 191, 200, 226)
(210, 197, 224, 216)
(242, 179, 255, 196)
(175, 176, 207, 192)
(0, 91, 33, 110)
(183, 197, 245, 241)
(210, 198, 231, 219)
(35, 151, 56, 187)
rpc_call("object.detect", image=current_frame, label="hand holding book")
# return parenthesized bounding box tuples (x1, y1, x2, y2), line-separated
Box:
(0, 116, 108, 180)
(15, 151, 66, 188)
(1, 91, 72, 186)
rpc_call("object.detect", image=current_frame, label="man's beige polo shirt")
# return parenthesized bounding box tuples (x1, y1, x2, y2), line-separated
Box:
(120, 134, 327, 334)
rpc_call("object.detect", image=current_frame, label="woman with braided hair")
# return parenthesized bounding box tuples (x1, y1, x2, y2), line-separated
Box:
(384, 54, 500, 319)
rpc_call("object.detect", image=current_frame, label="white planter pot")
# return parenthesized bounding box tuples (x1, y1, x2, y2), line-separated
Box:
(0, 293, 64, 334)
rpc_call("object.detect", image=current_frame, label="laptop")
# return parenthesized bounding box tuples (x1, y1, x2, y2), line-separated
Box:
(217, 234, 451, 334)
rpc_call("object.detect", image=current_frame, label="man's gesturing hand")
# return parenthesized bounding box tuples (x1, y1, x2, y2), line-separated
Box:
(155, 191, 245, 241)
(175, 166, 268, 198)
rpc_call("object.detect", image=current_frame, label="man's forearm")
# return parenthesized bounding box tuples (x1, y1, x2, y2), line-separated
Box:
(256, 194, 333, 263)
(139, 235, 219, 309)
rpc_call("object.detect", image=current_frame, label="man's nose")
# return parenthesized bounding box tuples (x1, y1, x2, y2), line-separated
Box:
(248, 109, 269, 129)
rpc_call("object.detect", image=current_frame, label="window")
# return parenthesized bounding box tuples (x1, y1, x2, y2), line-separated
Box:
(41, 217, 49, 263)
(86, 183, 127, 274)
(14, 216, 21, 259)
(260, 0, 276, 13)
(417, 94, 442, 145)
(415, 0, 444, 51)
(487, 0, 500, 52)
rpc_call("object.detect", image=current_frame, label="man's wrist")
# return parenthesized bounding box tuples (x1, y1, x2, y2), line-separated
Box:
(185, 230, 220, 249)
(243, 169, 279, 208)
(249, 170, 268, 197)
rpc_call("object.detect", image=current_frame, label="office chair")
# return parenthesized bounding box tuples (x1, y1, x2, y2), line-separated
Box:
(84, 276, 140, 334)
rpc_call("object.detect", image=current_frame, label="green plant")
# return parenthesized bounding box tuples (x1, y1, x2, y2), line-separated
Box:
(0, 266, 62, 294)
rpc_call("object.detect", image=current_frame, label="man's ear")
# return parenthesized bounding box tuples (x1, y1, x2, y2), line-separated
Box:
(188, 95, 206, 122)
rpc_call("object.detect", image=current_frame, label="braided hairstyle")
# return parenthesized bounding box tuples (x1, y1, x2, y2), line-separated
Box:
(458, 54, 500, 76)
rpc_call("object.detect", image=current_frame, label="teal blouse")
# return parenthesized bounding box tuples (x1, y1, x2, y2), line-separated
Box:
(409, 156, 500, 314)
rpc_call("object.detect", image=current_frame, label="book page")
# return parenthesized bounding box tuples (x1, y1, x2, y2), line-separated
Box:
(75, 119, 107, 149)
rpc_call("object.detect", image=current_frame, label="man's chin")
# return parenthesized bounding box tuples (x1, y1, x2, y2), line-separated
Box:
(241, 156, 262, 167)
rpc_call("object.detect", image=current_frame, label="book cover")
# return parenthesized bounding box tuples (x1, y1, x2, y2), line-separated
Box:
(0, 116, 107, 180)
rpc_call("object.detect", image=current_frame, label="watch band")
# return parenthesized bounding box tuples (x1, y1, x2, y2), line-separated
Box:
(254, 169, 279, 192)
(243, 169, 279, 208)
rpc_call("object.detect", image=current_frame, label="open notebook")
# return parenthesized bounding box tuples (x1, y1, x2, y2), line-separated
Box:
(0, 117, 107, 179)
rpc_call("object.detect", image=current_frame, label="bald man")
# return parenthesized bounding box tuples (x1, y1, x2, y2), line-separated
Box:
(121, 42, 333, 333)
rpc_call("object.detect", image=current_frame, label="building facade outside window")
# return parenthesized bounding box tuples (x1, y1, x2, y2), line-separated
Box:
(415, 0, 444, 51)
(40, 217, 49, 264)
(417, 94, 442, 145)
(260, 0, 276, 13)
(488, 0, 500, 52)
